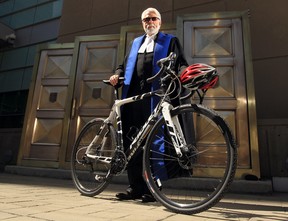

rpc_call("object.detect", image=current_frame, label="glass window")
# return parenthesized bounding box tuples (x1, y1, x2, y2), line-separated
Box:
(1, 47, 29, 70)
(10, 8, 36, 28)
(0, 70, 23, 92)
(26, 45, 37, 66)
(37, 0, 52, 4)
(0, 90, 28, 128)
(0, 72, 5, 92)
(35, 0, 63, 23)
(1, 0, 63, 28)
(0, 16, 11, 27)
(13, 0, 37, 11)
(0, 68, 32, 92)
(22, 67, 33, 90)
(0, 0, 14, 16)
(0, 52, 2, 67)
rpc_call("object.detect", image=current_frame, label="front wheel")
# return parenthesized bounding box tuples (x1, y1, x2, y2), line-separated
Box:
(71, 118, 117, 196)
(143, 104, 237, 214)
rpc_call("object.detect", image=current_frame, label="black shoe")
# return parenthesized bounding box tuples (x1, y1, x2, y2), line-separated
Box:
(116, 192, 142, 201)
(141, 194, 156, 203)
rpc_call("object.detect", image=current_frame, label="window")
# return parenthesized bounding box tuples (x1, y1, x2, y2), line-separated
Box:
(0, 90, 28, 128)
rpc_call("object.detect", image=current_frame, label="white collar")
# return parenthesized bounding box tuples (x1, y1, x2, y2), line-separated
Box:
(138, 34, 157, 53)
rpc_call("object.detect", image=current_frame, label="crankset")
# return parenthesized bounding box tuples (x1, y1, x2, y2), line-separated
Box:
(110, 150, 127, 175)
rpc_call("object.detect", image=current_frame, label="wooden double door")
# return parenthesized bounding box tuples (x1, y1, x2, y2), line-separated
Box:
(19, 35, 119, 169)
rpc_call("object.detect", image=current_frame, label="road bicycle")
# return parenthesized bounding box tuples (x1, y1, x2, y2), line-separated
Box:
(71, 53, 237, 214)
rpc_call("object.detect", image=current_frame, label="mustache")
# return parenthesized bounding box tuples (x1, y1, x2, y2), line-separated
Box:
(144, 24, 160, 35)
(146, 25, 155, 29)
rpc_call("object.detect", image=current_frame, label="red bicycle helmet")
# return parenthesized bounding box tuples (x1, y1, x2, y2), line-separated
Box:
(180, 63, 219, 90)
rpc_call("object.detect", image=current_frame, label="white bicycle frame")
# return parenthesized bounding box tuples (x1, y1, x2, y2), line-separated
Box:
(85, 89, 187, 163)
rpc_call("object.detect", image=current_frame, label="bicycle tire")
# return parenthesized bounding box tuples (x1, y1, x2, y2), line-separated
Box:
(71, 118, 117, 197)
(143, 104, 237, 214)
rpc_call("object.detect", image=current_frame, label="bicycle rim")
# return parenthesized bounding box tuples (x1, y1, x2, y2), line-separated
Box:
(143, 104, 237, 214)
(71, 118, 117, 196)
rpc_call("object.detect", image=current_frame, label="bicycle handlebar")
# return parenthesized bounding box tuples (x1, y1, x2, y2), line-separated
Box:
(103, 52, 176, 87)
(146, 52, 176, 84)
(103, 77, 125, 89)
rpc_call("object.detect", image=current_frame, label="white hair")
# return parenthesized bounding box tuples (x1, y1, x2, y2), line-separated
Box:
(141, 8, 161, 20)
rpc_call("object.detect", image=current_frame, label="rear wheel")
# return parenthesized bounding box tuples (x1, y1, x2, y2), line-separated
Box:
(71, 118, 117, 196)
(143, 104, 237, 214)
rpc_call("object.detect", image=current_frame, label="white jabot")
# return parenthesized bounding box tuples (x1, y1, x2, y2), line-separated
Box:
(138, 35, 156, 53)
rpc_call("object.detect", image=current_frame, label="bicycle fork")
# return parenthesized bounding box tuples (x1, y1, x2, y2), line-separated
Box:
(161, 102, 187, 157)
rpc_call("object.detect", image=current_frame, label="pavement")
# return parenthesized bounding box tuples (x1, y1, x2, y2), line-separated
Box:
(0, 171, 287, 221)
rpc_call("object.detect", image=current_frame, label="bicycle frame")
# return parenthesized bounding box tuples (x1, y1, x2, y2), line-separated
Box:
(84, 52, 189, 166)
(85, 85, 187, 166)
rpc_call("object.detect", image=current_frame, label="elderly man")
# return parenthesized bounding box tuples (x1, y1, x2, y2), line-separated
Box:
(110, 7, 188, 203)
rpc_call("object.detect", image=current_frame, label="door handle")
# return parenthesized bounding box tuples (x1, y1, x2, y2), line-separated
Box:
(71, 98, 77, 119)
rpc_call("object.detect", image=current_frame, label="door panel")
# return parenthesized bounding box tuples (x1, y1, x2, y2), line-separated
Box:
(30, 49, 72, 161)
(183, 19, 250, 168)
(178, 11, 259, 177)
(19, 45, 74, 167)
(64, 35, 120, 163)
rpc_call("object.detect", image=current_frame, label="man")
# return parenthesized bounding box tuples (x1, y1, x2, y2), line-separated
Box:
(109, 7, 188, 203)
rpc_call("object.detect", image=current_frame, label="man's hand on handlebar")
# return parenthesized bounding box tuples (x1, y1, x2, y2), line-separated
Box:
(109, 74, 119, 86)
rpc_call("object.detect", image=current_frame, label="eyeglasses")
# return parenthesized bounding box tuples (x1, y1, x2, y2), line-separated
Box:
(142, 17, 159, 23)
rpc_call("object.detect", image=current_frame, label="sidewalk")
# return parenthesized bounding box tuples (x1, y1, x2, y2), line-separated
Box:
(0, 172, 287, 221)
